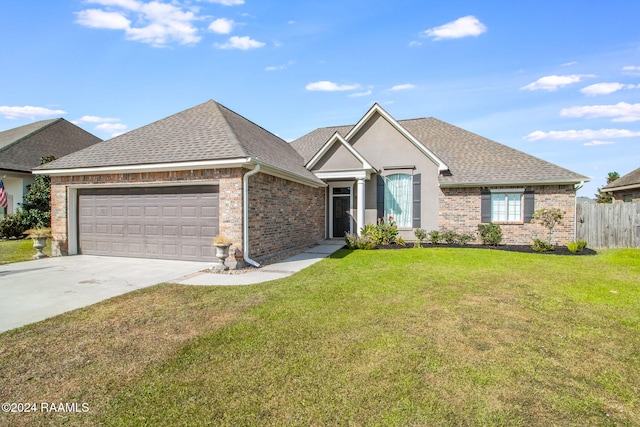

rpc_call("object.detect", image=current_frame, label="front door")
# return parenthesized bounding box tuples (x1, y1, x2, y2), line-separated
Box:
(333, 196, 350, 238)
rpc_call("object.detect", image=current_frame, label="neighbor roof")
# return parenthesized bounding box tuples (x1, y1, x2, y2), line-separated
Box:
(291, 117, 589, 186)
(0, 118, 101, 172)
(38, 100, 323, 185)
(602, 166, 640, 192)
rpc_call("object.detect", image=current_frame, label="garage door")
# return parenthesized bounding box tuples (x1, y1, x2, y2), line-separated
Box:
(78, 186, 219, 261)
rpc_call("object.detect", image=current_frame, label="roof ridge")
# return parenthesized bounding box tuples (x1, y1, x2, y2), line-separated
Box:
(0, 118, 62, 153)
(209, 101, 248, 157)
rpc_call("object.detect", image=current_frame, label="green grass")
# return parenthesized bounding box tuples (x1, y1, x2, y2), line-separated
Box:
(1, 248, 639, 426)
(0, 238, 51, 264)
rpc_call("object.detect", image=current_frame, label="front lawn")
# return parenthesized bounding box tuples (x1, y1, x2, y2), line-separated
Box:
(0, 238, 51, 264)
(1, 248, 639, 426)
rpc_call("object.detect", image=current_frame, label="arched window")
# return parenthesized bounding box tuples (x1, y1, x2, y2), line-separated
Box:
(384, 174, 412, 227)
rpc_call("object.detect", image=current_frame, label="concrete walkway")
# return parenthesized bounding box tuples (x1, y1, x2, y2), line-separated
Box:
(177, 240, 345, 286)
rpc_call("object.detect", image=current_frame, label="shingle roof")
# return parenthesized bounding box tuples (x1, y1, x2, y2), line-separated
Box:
(603, 166, 640, 191)
(290, 117, 589, 186)
(0, 119, 101, 172)
(38, 100, 323, 185)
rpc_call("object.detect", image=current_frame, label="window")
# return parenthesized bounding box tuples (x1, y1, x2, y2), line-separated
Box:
(491, 192, 522, 222)
(384, 174, 412, 227)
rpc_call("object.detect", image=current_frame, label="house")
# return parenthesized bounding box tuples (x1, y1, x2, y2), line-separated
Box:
(36, 100, 589, 266)
(0, 118, 101, 215)
(601, 166, 640, 202)
(292, 103, 589, 245)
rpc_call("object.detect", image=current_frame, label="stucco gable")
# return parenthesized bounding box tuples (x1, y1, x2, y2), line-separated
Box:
(307, 132, 373, 171)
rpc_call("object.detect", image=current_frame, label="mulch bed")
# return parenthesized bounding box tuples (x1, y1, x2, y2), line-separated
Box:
(376, 243, 598, 256)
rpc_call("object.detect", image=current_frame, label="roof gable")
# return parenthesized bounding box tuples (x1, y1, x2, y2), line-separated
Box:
(307, 132, 373, 171)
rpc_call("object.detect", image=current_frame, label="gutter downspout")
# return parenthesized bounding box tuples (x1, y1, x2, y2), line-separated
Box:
(243, 163, 261, 267)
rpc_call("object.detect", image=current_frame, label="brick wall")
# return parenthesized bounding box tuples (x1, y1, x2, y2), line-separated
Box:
(50, 168, 244, 261)
(247, 172, 325, 260)
(613, 189, 640, 203)
(439, 185, 577, 245)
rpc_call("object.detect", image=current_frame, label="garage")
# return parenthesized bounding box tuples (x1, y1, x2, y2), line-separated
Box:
(78, 185, 219, 261)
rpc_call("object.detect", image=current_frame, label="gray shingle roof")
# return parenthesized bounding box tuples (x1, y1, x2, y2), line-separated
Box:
(290, 117, 589, 186)
(603, 166, 640, 190)
(39, 100, 322, 185)
(0, 119, 101, 172)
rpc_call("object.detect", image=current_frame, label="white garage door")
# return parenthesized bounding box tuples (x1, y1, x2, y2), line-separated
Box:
(78, 186, 219, 261)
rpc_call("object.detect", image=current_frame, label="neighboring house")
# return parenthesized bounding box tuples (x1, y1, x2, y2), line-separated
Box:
(0, 118, 101, 215)
(292, 103, 589, 245)
(36, 100, 589, 266)
(602, 166, 640, 202)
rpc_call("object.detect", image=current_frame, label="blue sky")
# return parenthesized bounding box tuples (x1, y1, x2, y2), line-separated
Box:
(1, 0, 639, 198)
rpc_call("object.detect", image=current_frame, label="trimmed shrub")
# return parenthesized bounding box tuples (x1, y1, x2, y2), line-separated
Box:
(477, 222, 502, 246)
(567, 241, 579, 253)
(532, 238, 554, 252)
(576, 240, 588, 251)
(458, 233, 475, 246)
(428, 230, 441, 245)
(0, 212, 27, 239)
(442, 229, 459, 244)
(344, 233, 376, 250)
(414, 228, 427, 247)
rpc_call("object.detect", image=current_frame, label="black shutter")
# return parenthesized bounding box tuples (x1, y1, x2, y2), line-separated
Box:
(481, 191, 491, 223)
(524, 190, 535, 223)
(412, 173, 421, 228)
(376, 175, 385, 221)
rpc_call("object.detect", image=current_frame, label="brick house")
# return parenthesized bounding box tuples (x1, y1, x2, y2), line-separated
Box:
(0, 119, 101, 216)
(602, 166, 640, 202)
(36, 100, 589, 266)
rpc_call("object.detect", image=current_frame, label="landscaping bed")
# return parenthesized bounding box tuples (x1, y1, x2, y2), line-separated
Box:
(377, 243, 598, 256)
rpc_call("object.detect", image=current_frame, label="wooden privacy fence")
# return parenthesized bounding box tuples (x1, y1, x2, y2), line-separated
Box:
(576, 202, 640, 248)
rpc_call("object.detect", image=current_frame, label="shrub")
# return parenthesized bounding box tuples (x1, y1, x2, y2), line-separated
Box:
(0, 212, 27, 239)
(396, 236, 406, 246)
(531, 238, 554, 252)
(428, 230, 441, 245)
(567, 241, 579, 253)
(361, 216, 399, 245)
(567, 240, 588, 253)
(414, 228, 427, 247)
(458, 233, 475, 246)
(442, 229, 459, 244)
(477, 223, 502, 246)
(344, 233, 376, 250)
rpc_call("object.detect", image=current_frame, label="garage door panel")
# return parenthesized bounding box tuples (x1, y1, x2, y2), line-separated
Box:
(78, 185, 219, 261)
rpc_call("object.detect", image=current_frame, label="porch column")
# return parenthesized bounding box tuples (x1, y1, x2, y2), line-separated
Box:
(357, 178, 365, 236)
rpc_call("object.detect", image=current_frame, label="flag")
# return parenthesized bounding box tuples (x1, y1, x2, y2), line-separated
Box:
(0, 180, 7, 210)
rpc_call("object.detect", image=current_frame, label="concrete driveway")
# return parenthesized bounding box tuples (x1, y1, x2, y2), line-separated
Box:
(0, 255, 209, 333)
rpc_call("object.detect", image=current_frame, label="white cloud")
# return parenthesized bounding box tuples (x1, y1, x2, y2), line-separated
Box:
(521, 74, 596, 91)
(389, 84, 415, 91)
(584, 140, 615, 147)
(561, 102, 640, 122)
(524, 128, 640, 141)
(348, 90, 372, 98)
(208, 18, 234, 34)
(75, 9, 131, 29)
(265, 60, 294, 71)
(74, 115, 120, 124)
(201, 0, 244, 5)
(561, 61, 577, 67)
(215, 35, 265, 50)
(423, 15, 487, 40)
(408, 40, 422, 47)
(76, 0, 201, 47)
(305, 81, 360, 92)
(0, 105, 66, 120)
(622, 65, 640, 75)
(580, 82, 627, 96)
(95, 122, 128, 136)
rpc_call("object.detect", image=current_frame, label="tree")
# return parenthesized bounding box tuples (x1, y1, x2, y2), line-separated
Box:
(20, 156, 55, 228)
(532, 207, 564, 245)
(594, 171, 619, 203)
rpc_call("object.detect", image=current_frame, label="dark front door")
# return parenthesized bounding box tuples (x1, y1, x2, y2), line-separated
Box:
(333, 196, 350, 238)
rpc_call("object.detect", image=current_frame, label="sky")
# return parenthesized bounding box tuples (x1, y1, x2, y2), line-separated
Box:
(1, 0, 639, 198)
